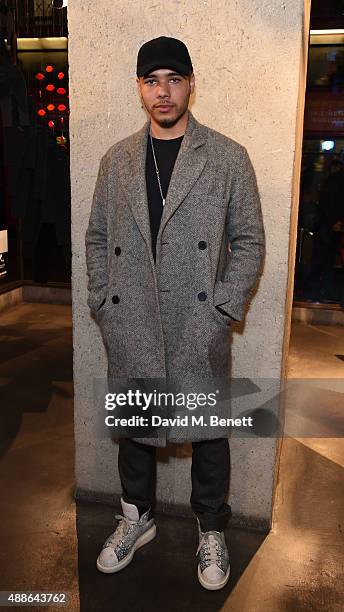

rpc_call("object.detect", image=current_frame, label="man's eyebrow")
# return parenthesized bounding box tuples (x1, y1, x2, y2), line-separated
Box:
(143, 71, 183, 79)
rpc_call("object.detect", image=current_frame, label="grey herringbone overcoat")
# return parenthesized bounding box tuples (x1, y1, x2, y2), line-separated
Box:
(85, 111, 265, 447)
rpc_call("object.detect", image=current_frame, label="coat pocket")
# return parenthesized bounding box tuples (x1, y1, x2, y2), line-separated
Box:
(95, 295, 109, 324)
(97, 297, 106, 312)
(210, 299, 232, 328)
(206, 176, 229, 209)
(87, 288, 107, 315)
(215, 306, 232, 327)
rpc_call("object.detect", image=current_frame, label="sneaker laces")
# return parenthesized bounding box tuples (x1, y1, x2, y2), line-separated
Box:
(103, 514, 137, 549)
(196, 531, 222, 564)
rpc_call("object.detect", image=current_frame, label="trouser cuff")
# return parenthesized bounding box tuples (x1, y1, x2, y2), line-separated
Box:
(194, 507, 232, 532)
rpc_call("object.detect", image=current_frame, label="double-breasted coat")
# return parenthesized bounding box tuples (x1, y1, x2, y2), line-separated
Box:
(85, 111, 265, 446)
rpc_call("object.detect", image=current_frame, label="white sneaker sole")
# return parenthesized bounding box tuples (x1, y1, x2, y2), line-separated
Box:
(197, 564, 230, 591)
(96, 523, 157, 574)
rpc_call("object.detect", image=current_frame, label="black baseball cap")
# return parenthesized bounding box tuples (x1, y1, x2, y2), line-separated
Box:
(137, 36, 193, 78)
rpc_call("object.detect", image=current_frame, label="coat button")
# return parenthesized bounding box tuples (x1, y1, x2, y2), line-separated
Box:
(198, 292, 207, 302)
(115, 246, 121, 256)
(112, 295, 120, 304)
(198, 241, 207, 250)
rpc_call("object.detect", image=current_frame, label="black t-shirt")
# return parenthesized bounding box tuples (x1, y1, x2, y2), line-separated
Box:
(145, 135, 183, 261)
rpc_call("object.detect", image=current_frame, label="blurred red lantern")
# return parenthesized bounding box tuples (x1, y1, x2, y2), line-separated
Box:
(35, 73, 44, 80)
(47, 104, 55, 111)
(56, 87, 66, 95)
(57, 72, 64, 80)
(46, 65, 54, 73)
(37, 109, 46, 117)
(46, 84, 55, 92)
(57, 104, 66, 111)
(48, 121, 55, 128)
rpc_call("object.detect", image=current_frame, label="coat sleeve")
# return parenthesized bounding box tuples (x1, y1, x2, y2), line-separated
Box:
(214, 146, 265, 322)
(85, 154, 109, 314)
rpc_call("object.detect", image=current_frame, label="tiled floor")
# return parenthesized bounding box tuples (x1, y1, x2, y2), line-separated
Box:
(0, 304, 343, 611)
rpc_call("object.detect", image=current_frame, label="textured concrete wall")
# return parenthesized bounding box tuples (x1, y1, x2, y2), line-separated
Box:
(69, 1, 309, 528)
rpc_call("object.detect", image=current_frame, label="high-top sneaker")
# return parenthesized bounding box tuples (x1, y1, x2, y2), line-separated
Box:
(96, 498, 156, 573)
(196, 518, 230, 590)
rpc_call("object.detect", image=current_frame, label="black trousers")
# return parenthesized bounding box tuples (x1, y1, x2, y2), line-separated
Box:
(118, 437, 232, 532)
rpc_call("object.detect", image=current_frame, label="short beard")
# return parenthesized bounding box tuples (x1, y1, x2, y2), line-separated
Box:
(155, 105, 188, 129)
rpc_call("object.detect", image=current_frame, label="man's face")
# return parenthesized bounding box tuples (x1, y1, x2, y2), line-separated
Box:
(137, 68, 195, 128)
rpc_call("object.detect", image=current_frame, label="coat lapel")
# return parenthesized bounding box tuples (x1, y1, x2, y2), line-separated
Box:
(119, 119, 152, 250)
(119, 110, 208, 254)
(159, 111, 208, 234)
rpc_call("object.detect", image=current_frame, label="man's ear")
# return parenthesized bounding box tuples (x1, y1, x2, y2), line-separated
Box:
(136, 77, 145, 109)
(189, 73, 195, 94)
(136, 77, 142, 100)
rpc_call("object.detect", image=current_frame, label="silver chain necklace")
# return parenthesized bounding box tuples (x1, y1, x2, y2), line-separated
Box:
(149, 131, 165, 207)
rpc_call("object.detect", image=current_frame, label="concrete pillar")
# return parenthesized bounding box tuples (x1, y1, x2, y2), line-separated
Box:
(69, 1, 311, 529)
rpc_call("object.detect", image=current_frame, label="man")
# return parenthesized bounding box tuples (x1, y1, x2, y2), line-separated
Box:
(85, 36, 265, 590)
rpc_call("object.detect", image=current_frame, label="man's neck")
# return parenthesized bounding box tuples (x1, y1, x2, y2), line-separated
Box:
(150, 110, 189, 140)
